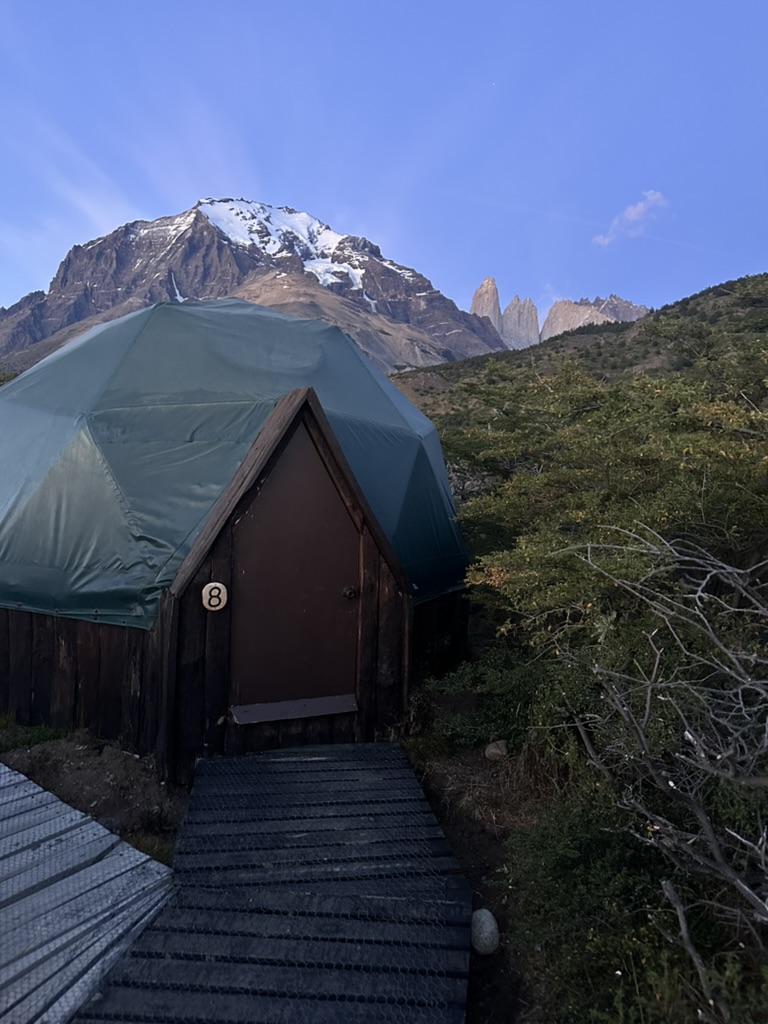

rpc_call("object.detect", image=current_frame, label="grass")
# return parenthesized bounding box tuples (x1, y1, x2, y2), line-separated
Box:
(0, 713, 66, 753)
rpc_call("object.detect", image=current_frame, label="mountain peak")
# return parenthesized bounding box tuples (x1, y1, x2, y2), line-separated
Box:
(540, 295, 647, 341)
(502, 295, 540, 349)
(196, 198, 344, 258)
(193, 198, 376, 293)
(0, 200, 504, 375)
(470, 277, 502, 334)
(470, 273, 647, 348)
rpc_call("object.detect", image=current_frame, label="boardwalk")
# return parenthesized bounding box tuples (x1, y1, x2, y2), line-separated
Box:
(0, 764, 172, 1024)
(75, 743, 472, 1023)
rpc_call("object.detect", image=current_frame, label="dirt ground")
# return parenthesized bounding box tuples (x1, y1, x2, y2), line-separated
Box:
(1, 731, 188, 863)
(2, 731, 524, 1023)
(413, 750, 527, 1023)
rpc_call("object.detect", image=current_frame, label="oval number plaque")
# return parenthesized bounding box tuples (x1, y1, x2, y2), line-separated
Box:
(202, 582, 228, 612)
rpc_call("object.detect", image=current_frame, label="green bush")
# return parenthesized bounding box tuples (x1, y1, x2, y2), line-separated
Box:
(501, 789, 768, 1023)
(425, 645, 549, 751)
(407, 310, 768, 1020)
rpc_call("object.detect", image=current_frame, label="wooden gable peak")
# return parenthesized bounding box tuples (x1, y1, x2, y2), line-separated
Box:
(170, 386, 410, 600)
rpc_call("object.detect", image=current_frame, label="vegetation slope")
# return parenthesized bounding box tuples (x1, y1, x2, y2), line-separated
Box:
(401, 273, 768, 1023)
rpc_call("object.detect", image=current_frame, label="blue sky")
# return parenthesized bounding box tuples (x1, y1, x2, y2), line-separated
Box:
(1, 0, 766, 320)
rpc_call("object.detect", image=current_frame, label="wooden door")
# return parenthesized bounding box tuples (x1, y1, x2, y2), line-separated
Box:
(229, 422, 361, 723)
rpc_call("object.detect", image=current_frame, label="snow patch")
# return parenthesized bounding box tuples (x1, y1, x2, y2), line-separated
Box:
(170, 271, 185, 302)
(198, 198, 343, 257)
(196, 198, 413, 299)
(137, 209, 196, 239)
(304, 259, 364, 290)
(382, 259, 415, 280)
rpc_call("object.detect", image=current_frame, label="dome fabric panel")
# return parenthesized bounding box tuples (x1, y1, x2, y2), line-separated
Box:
(0, 300, 467, 626)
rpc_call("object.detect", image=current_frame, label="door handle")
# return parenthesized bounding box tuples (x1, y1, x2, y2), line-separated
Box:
(342, 586, 358, 600)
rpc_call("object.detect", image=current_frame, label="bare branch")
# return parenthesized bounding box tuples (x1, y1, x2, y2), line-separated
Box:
(563, 528, 768, 971)
(662, 880, 730, 1023)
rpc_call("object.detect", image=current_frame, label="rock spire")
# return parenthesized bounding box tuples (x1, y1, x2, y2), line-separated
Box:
(501, 296, 539, 349)
(470, 277, 502, 334)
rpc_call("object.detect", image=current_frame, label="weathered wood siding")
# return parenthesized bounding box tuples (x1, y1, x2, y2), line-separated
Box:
(0, 395, 415, 783)
(0, 540, 410, 784)
(168, 520, 410, 784)
(0, 608, 163, 757)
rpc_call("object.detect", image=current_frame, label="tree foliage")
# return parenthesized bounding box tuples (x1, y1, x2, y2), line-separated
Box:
(423, 337, 768, 1020)
(443, 351, 768, 646)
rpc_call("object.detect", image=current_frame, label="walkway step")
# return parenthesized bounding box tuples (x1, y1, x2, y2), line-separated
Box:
(0, 763, 171, 1024)
(171, 886, 471, 925)
(77, 991, 467, 1024)
(74, 744, 471, 1023)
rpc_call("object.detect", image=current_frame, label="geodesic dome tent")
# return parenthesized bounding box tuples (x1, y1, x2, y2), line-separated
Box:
(0, 299, 466, 628)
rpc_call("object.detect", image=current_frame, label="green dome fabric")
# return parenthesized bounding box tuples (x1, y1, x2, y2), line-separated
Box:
(0, 300, 466, 626)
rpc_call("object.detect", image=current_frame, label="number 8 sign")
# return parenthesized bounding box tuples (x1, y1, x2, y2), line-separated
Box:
(202, 582, 228, 611)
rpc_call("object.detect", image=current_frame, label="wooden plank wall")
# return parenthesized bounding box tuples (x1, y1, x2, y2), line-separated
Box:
(170, 519, 411, 783)
(0, 543, 411, 785)
(0, 611, 158, 757)
(8, 611, 33, 724)
(0, 608, 9, 717)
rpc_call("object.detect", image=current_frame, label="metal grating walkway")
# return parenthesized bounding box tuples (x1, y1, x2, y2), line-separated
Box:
(74, 743, 472, 1023)
(0, 764, 171, 1024)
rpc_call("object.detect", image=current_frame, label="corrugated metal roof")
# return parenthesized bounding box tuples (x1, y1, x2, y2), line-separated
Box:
(0, 764, 172, 1024)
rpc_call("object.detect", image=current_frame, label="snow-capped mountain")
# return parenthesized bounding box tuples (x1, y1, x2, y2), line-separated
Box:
(0, 199, 503, 374)
(199, 200, 370, 291)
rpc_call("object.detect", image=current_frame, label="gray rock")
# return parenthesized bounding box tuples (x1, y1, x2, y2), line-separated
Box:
(471, 908, 500, 954)
(540, 294, 647, 341)
(470, 277, 502, 334)
(591, 294, 649, 322)
(484, 739, 508, 760)
(501, 295, 540, 349)
(540, 299, 613, 341)
(0, 200, 506, 375)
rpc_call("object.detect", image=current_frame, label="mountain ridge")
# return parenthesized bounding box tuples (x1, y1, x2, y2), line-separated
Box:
(469, 276, 647, 348)
(0, 199, 504, 375)
(398, 271, 768, 411)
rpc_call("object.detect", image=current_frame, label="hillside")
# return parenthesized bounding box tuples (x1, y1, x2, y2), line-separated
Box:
(398, 268, 768, 1023)
(400, 272, 768, 410)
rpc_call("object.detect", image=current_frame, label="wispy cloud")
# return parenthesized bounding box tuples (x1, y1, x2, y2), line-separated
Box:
(123, 91, 263, 213)
(535, 283, 567, 321)
(593, 190, 668, 246)
(0, 109, 146, 304)
(4, 110, 143, 235)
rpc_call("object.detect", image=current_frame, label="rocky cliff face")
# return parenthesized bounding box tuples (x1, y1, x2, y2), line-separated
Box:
(0, 199, 504, 375)
(469, 274, 648, 348)
(470, 277, 502, 334)
(502, 296, 540, 349)
(540, 295, 648, 341)
(590, 294, 649, 323)
(540, 300, 613, 341)
(470, 279, 541, 349)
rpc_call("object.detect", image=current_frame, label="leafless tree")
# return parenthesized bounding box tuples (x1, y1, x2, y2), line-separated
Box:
(566, 528, 768, 1023)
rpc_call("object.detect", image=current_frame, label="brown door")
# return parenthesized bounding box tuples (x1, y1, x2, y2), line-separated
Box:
(229, 422, 361, 720)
